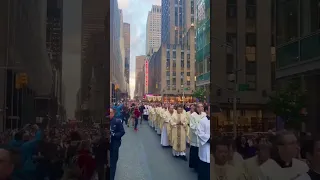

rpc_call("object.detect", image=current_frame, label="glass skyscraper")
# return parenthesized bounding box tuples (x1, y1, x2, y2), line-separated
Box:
(195, 0, 210, 98)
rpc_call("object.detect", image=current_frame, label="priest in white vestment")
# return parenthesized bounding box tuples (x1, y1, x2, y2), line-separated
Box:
(186, 104, 195, 144)
(244, 137, 272, 180)
(260, 131, 309, 180)
(161, 106, 173, 147)
(189, 103, 206, 171)
(170, 105, 188, 160)
(211, 138, 246, 180)
(196, 112, 210, 180)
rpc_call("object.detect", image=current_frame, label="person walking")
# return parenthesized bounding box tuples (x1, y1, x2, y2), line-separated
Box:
(133, 106, 141, 132)
(110, 108, 125, 180)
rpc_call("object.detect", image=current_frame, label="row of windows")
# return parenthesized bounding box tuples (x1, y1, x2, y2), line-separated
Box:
(166, 61, 191, 68)
(166, 80, 191, 87)
(167, 51, 191, 59)
(166, 71, 191, 76)
(227, 0, 257, 19)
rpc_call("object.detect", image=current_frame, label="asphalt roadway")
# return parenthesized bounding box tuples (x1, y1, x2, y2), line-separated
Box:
(115, 120, 197, 180)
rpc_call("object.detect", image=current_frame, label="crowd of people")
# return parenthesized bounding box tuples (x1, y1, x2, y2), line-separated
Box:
(112, 102, 211, 180)
(1, 100, 320, 180)
(0, 124, 109, 180)
(209, 127, 320, 179)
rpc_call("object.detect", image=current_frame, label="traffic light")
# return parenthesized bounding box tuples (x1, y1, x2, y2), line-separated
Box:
(216, 89, 221, 96)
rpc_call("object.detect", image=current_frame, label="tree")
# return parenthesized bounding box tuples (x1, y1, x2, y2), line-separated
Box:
(268, 82, 306, 130)
(192, 88, 206, 102)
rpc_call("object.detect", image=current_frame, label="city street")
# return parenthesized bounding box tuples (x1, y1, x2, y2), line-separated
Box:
(115, 120, 197, 180)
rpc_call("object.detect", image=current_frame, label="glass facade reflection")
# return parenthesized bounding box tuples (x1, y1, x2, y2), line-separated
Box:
(276, 0, 320, 68)
(195, 0, 210, 87)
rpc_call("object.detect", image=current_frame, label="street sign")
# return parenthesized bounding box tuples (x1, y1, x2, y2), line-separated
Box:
(238, 84, 249, 91)
(228, 98, 240, 103)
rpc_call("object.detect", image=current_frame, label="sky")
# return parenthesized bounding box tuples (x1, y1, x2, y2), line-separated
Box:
(118, 0, 161, 98)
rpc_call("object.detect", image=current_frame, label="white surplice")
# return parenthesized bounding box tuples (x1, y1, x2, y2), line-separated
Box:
(190, 112, 207, 147)
(160, 111, 171, 147)
(260, 158, 309, 180)
(196, 115, 210, 163)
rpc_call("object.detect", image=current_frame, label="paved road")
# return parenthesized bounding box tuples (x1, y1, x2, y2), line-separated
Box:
(115, 120, 197, 180)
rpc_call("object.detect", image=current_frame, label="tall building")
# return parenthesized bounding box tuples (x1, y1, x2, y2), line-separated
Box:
(81, 0, 108, 105)
(275, 0, 320, 132)
(46, 0, 65, 123)
(0, 0, 53, 131)
(134, 55, 146, 97)
(110, 0, 125, 102)
(210, 0, 275, 130)
(123, 23, 130, 95)
(148, 0, 196, 103)
(146, 5, 162, 55)
(161, 0, 195, 44)
(195, 0, 210, 98)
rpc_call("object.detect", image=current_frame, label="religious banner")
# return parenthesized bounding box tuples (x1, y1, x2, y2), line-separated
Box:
(156, 96, 161, 101)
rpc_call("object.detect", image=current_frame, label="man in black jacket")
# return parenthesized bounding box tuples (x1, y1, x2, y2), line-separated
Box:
(110, 108, 125, 180)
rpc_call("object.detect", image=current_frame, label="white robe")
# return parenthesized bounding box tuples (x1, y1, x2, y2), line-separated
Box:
(260, 158, 309, 180)
(196, 116, 210, 163)
(160, 112, 170, 147)
(189, 112, 206, 147)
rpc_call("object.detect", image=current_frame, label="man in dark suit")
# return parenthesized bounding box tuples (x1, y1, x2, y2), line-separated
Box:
(110, 108, 125, 180)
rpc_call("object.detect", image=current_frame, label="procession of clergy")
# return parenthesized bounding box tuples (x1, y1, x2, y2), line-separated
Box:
(145, 103, 210, 180)
(143, 102, 319, 180)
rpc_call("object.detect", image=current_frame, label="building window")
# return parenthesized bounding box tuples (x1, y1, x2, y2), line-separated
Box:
(187, 81, 191, 85)
(300, 0, 320, 36)
(187, 61, 190, 68)
(246, 75, 256, 90)
(181, 52, 184, 59)
(246, 33, 256, 46)
(172, 78, 176, 85)
(187, 54, 190, 60)
(246, 61, 256, 75)
(166, 71, 170, 76)
(226, 54, 233, 73)
(173, 62, 176, 67)
(276, 0, 299, 44)
(167, 51, 170, 58)
(246, 0, 256, 5)
(173, 51, 176, 58)
(173, 71, 176, 76)
(246, 5, 256, 19)
(187, 72, 190, 76)
(227, 5, 237, 18)
(226, 33, 237, 44)
(181, 61, 184, 68)
(276, 41, 299, 68)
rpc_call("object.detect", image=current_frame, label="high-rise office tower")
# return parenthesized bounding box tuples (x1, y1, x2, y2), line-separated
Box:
(81, 0, 108, 105)
(148, 0, 196, 102)
(134, 55, 146, 98)
(123, 23, 130, 96)
(210, 0, 275, 130)
(146, 5, 162, 55)
(195, 0, 210, 98)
